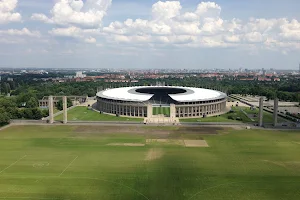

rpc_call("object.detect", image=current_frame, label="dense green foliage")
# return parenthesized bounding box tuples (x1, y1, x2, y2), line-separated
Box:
(56, 98, 73, 110)
(1, 75, 300, 102)
(1, 125, 300, 199)
(0, 97, 48, 125)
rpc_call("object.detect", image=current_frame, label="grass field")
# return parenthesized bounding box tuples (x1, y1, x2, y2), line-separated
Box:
(1, 125, 300, 199)
(153, 106, 170, 116)
(181, 106, 288, 123)
(55, 106, 143, 122)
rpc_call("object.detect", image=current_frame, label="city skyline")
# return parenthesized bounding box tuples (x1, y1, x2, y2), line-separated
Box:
(0, 0, 300, 69)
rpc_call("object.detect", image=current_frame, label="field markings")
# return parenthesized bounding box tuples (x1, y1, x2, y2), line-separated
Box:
(188, 181, 239, 200)
(62, 176, 150, 200)
(0, 175, 150, 200)
(188, 179, 300, 200)
(292, 142, 300, 145)
(58, 156, 78, 177)
(0, 155, 27, 175)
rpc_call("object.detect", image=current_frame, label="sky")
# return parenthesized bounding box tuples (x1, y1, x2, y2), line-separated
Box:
(0, 0, 300, 69)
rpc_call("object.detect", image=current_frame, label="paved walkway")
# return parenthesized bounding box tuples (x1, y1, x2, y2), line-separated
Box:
(1, 119, 299, 131)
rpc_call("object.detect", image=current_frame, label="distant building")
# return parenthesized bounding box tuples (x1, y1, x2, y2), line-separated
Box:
(262, 68, 266, 76)
(75, 71, 86, 78)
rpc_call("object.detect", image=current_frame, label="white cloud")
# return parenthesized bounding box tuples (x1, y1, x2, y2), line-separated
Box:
(32, 0, 112, 28)
(0, 28, 40, 37)
(31, 13, 53, 23)
(195, 1, 221, 18)
(84, 36, 96, 43)
(152, 1, 181, 20)
(243, 32, 264, 43)
(279, 19, 300, 41)
(102, 1, 225, 46)
(101, 1, 300, 52)
(223, 35, 240, 43)
(49, 26, 83, 37)
(30, 0, 300, 53)
(0, 0, 21, 24)
(49, 26, 100, 44)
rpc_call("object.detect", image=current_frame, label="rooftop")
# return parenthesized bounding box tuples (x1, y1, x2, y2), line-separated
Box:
(96, 86, 227, 102)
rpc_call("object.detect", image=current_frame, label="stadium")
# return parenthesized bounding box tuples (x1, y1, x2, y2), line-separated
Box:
(96, 86, 227, 118)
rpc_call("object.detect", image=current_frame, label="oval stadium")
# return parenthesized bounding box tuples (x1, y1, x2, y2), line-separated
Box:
(96, 86, 227, 119)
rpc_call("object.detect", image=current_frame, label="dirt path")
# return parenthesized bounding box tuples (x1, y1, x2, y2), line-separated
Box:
(145, 148, 164, 161)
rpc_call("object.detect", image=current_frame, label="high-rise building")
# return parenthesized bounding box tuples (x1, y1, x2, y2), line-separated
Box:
(262, 68, 266, 76)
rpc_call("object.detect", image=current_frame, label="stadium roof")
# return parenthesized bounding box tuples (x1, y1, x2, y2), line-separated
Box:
(97, 86, 227, 103)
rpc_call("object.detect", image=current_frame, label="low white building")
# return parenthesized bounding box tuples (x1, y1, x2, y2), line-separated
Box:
(75, 71, 86, 78)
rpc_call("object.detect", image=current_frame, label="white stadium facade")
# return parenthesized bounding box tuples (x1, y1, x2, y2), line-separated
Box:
(96, 86, 227, 119)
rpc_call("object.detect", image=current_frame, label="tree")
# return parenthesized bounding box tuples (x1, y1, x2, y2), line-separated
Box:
(23, 109, 33, 119)
(16, 92, 37, 107)
(1, 82, 8, 94)
(9, 81, 16, 90)
(56, 98, 72, 110)
(6, 83, 11, 94)
(42, 109, 49, 117)
(31, 108, 43, 120)
(26, 97, 38, 108)
(0, 112, 11, 125)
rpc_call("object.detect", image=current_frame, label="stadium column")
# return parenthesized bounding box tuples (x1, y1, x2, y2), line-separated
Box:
(147, 104, 153, 118)
(259, 97, 264, 127)
(48, 96, 54, 124)
(273, 98, 279, 127)
(63, 96, 67, 124)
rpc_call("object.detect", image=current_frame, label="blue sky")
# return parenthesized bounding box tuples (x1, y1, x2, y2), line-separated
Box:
(0, 0, 300, 69)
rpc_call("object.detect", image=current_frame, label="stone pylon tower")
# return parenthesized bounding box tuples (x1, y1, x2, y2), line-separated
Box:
(258, 97, 264, 127)
(48, 96, 54, 124)
(273, 98, 279, 127)
(63, 96, 68, 124)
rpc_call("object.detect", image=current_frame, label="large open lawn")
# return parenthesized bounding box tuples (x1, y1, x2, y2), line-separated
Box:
(0, 125, 300, 199)
(55, 106, 143, 122)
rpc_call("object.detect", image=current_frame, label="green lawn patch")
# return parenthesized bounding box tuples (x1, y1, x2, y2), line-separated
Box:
(153, 106, 170, 116)
(55, 106, 143, 122)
